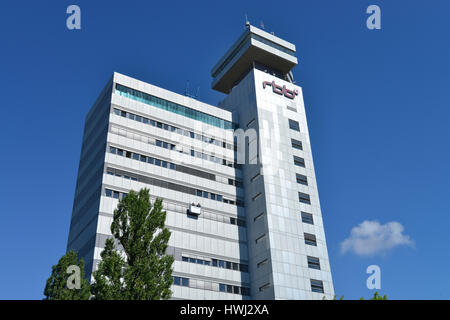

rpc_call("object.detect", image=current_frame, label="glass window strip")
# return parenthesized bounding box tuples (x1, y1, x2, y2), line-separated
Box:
(115, 84, 236, 130)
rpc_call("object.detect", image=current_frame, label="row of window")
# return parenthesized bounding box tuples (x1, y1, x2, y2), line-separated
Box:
(172, 276, 250, 296)
(289, 120, 320, 265)
(113, 183, 245, 228)
(256, 255, 320, 271)
(181, 256, 248, 272)
(219, 283, 250, 296)
(162, 194, 246, 227)
(256, 279, 324, 294)
(113, 107, 236, 150)
(115, 84, 236, 130)
(108, 145, 242, 189)
(110, 119, 239, 169)
(104, 174, 244, 207)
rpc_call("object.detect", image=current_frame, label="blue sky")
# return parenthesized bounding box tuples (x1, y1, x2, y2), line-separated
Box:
(0, 0, 449, 299)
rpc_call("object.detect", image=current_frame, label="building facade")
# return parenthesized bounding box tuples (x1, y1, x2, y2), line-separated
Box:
(67, 24, 334, 299)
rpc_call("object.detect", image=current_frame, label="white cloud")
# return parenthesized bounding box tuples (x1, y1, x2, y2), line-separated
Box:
(340, 220, 414, 256)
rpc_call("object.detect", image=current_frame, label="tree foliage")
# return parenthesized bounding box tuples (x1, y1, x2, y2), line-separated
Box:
(92, 188, 174, 300)
(360, 291, 388, 300)
(324, 292, 388, 300)
(43, 251, 90, 300)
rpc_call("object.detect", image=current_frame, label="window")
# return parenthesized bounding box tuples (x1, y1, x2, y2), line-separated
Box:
(250, 173, 260, 182)
(219, 283, 226, 292)
(255, 233, 266, 244)
(257, 259, 268, 268)
(173, 276, 181, 286)
(304, 233, 317, 246)
(252, 192, 262, 201)
(109, 146, 117, 154)
(259, 283, 270, 292)
(132, 153, 139, 160)
(294, 156, 305, 167)
(288, 119, 300, 131)
(182, 256, 189, 262)
(226, 285, 233, 293)
(181, 278, 189, 287)
(301, 212, 314, 225)
(105, 189, 112, 197)
(298, 192, 311, 204)
(307, 256, 321, 270)
(291, 139, 303, 150)
(296, 173, 308, 185)
(140, 155, 147, 162)
(254, 212, 264, 221)
(310, 279, 324, 293)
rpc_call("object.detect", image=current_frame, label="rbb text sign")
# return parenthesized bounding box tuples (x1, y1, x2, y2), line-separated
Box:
(262, 81, 298, 99)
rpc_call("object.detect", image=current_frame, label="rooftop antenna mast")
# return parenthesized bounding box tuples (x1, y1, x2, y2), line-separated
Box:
(184, 80, 200, 99)
(184, 80, 190, 97)
(195, 86, 200, 99)
(245, 14, 250, 28)
(260, 20, 265, 30)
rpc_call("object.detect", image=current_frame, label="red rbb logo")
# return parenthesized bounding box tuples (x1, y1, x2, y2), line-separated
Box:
(262, 81, 298, 99)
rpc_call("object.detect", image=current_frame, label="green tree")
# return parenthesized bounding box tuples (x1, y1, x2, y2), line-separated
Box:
(361, 291, 388, 300)
(43, 251, 90, 300)
(92, 188, 174, 300)
(90, 238, 126, 299)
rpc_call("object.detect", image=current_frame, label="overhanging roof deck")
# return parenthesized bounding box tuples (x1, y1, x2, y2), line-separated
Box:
(211, 25, 298, 94)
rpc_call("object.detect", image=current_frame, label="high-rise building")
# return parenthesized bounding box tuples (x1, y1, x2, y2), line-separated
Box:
(67, 24, 334, 300)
